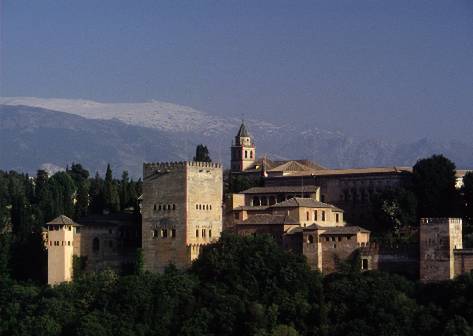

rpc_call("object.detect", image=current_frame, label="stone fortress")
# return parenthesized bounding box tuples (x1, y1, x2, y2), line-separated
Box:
(45, 122, 473, 284)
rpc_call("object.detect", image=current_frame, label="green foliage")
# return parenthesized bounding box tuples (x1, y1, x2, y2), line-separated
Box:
(370, 188, 418, 239)
(412, 154, 459, 218)
(230, 175, 264, 193)
(193, 144, 212, 162)
(2, 235, 473, 335)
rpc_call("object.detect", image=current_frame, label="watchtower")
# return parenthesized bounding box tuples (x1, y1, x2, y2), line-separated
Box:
(419, 218, 462, 282)
(142, 161, 223, 272)
(45, 215, 80, 285)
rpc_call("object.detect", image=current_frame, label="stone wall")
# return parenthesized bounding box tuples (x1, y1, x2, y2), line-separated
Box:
(419, 218, 462, 282)
(454, 249, 473, 277)
(142, 161, 223, 272)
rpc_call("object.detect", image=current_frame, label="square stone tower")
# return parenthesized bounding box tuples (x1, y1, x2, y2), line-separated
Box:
(45, 215, 81, 285)
(142, 161, 223, 272)
(419, 218, 463, 282)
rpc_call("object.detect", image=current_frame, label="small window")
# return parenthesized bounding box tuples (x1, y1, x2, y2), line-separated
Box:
(308, 235, 314, 244)
(234, 213, 239, 220)
(171, 229, 176, 238)
(68, 241, 71, 246)
(196, 230, 199, 237)
(336, 213, 340, 223)
(245, 150, 248, 158)
(314, 210, 318, 221)
(250, 151, 253, 159)
(306, 211, 309, 221)
(159, 205, 162, 211)
(93, 238, 100, 252)
(210, 205, 212, 210)
(333, 244, 337, 248)
(49, 241, 52, 246)
(167, 204, 171, 210)
(202, 229, 206, 238)
(322, 211, 326, 221)
(173, 204, 176, 210)
(362, 259, 369, 270)
(196, 204, 198, 210)
(161, 229, 168, 238)
(338, 236, 342, 242)
(209, 230, 212, 238)
(68, 226, 72, 231)
(153, 204, 157, 211)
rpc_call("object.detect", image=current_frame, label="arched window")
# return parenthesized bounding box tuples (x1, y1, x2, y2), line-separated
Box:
(250, 151, 253, 159)
(167, 204, 171, 210)
(306, 211, 310, 221)
(245, 150, 248, 158)
(314, 210, 318, 221)
(153, 204, 157, 211)
(261, 197, 268, 206)
(93, 238, 100, 252)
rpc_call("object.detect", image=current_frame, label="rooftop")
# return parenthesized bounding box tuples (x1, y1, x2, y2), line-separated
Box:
(236, 213, 299, 226)
(46, 215, 79, 226)
(270, 197, 343, 211)
(240, 185, 319, 194)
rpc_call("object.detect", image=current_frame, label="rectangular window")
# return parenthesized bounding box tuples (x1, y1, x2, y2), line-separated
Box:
(306, 211, 309, 221)
(209, 230, 212, 238)
(171, 229, 176, 238)
(314, 210, 318, 221)
(336, 213, 339, 223)
(202, 229, 206, 238)
(362, 259, 369, 270)
(234, 213, 239, 220)
(196, 230, 199, 238)
(322, 211, 326, 221)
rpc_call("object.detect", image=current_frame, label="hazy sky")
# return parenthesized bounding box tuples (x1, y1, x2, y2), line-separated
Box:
(1, 0, 472, 142)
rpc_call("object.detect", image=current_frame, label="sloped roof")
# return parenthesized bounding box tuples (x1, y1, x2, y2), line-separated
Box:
(46, 215, 78, 226)
(298, 223, 369, 235)
(236, 122, 250, 137)
(240, 185, 318, 194)
(236, 213, 299, 226)
(268, 160, 326, 172)
(270, 197, 343, 211)
(272, 166, 413, 178)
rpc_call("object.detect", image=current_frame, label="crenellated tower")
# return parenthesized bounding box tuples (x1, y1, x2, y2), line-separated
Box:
(142, 161, 223, 272)
(231, 121, 256, 172)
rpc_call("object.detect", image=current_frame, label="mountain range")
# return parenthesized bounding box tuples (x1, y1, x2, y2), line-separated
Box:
(0, 97, 472, 178)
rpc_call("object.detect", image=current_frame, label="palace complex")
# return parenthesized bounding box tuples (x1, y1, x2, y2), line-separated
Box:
(45, 122, 473, 285)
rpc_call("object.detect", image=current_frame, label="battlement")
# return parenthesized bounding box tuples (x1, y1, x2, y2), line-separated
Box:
(144, 161, 222, 170)
(420, 218, 462, 225)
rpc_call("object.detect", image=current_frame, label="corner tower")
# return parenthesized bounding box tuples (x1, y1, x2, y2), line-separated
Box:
(231, 121, 256, 172)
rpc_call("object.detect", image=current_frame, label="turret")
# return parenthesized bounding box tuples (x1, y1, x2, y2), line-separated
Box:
(231, 121, 256, 172)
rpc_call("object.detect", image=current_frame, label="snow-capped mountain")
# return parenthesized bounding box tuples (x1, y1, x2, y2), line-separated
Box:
(1, 97, 472, 177)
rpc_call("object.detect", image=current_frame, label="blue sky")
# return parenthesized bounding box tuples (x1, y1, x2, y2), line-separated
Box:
(1, 0, 472, 142)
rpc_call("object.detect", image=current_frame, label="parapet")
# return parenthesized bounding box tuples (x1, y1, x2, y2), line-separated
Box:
(420, 218, 462, 225)
(144, 161, 222, 170)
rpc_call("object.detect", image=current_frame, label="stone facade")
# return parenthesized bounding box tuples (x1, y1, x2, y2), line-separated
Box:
(419, 218, 463, 282)
(45, 216, 79, 285)
(142, 161, 223, 272)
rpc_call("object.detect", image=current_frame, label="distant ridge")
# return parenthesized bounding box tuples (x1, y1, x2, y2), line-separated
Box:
(1, 98, 472, 177)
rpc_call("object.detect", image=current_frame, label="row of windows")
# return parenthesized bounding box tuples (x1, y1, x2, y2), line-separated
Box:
(152, 228, 177, 239)
(153, 204, 176, 211)
(305, 210, 330, 222)
(48, 225, 73, 231)
(196, 229, 212, 238)
(196, 204, 212, 210)
(49, 241, 72, 246)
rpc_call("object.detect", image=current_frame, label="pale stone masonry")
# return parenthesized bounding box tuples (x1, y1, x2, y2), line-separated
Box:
(419, 218, 463, 282)
(45, 216, 80, 285)
(142, 161, 223, 272)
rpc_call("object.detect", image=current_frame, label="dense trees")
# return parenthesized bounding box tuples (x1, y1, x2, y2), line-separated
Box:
(2, 234, 473, 335)
(0, 164, 142, 284)
(193, 144, 212, 162)
(412, 154, 458, 218)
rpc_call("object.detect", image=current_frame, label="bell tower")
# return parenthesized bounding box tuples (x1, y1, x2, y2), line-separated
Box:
(231, 121, 256, 172)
